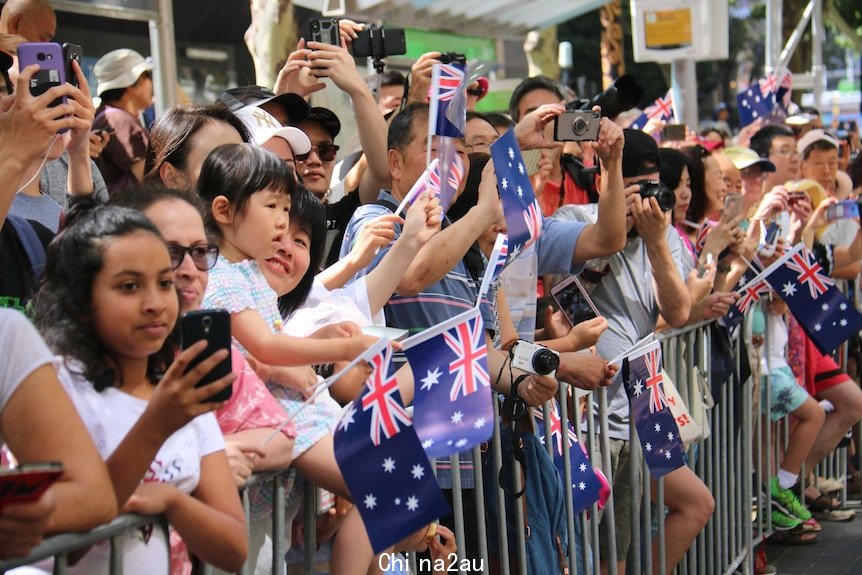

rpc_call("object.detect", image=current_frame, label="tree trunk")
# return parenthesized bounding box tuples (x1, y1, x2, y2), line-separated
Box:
(600, 0, 625, 90)
(245, 0, 297, 90)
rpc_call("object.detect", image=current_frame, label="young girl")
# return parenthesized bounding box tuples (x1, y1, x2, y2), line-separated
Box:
(32, 204, 246, 574)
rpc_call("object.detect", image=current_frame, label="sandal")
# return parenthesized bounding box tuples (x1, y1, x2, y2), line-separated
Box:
(768, 526, 818, 545)
(812, 508, 856, 522)
(805, 491, 840, 512)
(802, 518, 822, 532)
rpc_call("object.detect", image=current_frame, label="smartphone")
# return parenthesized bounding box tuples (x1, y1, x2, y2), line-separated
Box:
(723, 193, 743, 220)
(662, 123, 686, 141)
(17, 42, 65, 107)
(62, 43, 82, 88)
(351, 26, 407, 59)
(826, 199, 860, 222)
(758, 221, 781, 257)
(309, 18, 340, 46)
(0, 462, 63, 507)
(180, 309, 232, 403)
(550, 275, 600, 328)
(787, 191, 807, 206)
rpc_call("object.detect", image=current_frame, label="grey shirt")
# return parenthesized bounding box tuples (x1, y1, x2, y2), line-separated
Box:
(9, 192, 62, 233)
(553, 204, 688, 439)
(41, 152, 109, 211)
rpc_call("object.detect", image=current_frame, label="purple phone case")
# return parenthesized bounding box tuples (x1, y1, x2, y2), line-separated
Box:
(17, 43, 66, 102)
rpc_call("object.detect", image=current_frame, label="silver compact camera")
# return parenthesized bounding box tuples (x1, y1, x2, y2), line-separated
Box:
(510, 340, 560, 378)
(553, 110, 601, 141)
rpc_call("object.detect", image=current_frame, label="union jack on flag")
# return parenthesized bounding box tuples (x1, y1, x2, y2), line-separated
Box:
(361, 345, 412, 446)
(402, 306, 494, 459)
(644, 346, 667, 414)
(524, 200, 543, 249)
(476, 232, 509, 305)
(694, 221, 714, 256)
(736, 279, 771, 314)
(443, 312, 490, 401)
(629, 90, 674, 131)
(785, 249, 834, 300)
(431, 137, 465, 213)
(429, 62, 466, 138)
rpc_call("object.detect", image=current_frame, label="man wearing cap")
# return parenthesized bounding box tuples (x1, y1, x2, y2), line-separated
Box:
(554, 129, 712, 574)
(799, 129, 841, 197)
(721, 146, 776, 215)
(92, 48, 154, 196)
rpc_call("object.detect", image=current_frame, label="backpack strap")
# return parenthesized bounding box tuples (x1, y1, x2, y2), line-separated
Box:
(6, 215, 46, 279)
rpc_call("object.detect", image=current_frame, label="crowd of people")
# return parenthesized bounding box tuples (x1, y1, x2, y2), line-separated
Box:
(1, 1, 861, 574)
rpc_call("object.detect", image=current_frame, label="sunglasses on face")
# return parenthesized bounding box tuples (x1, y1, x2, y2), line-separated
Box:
(296, 143, 339, 163)
(167, 243, 219, 271)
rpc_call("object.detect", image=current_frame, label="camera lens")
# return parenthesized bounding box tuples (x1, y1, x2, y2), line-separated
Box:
(37, 53, 46, 61)
(572, 116, 588, 136)
(532, 349, 560, 376)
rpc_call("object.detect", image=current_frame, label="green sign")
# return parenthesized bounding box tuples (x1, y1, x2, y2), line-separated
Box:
(404, 28, 496, 62)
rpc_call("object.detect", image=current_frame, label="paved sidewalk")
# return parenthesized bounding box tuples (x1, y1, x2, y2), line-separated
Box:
(766, 499, 862, 574)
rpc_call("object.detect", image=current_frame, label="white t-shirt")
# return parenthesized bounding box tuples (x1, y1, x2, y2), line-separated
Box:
(0, 309, 56, 446)
(52, 361, 225, 575)
(760, 313, 790, 372)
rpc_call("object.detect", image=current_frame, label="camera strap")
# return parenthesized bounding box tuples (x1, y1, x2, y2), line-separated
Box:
(500, 370, 530, 498)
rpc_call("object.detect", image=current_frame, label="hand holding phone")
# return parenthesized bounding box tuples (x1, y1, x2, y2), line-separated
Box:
(550, 275, 600, 328)
(17, 43, 66, 108)
(180, 309, 233, 403)
(723, 193, 743, 220)
(825, 199, 860, 222)
(62, 43, 82, 89)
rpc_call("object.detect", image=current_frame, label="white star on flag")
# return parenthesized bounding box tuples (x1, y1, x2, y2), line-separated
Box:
(382, 457, 395, 473)
(406, 496, 419, 511)
(508, 147, 515, 160)
(782, 282, 797, 297)
(338, 402, 356, 431)
(411, 464, 425, 479)
(364, 494, 377, 509)
(654, 423, 661, 433)
(645, 442, 653, 452)
(840, 303, 848, 311)
(665, 451, 672, 460)
(632, 380, 644, 396)
(841, 318, 848, 327)
(422, 439, 434, 450)
(814, 323, 822, 332)
(578, 481, 586, 491)
(394, 498, 401, 505)
(579, 463, 587, 472)
(420, 367, 442, 391)
(473, 417, 487, 429)
(456, 438, 468, 448)
(501, 177, 508, 190)
(517, 185, 523, 198)
(451, 411, 464, 424)
(667, 432, 674, 441)
(822, 303, 830, 311)
(518, 162, 525, 174)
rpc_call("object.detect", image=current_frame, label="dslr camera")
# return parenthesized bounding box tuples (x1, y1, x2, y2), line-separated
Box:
(438, 52, 466, 66)
(636, 180, 676, 212)
(510, 340, 560, 378)
(554, 110, 601, 142)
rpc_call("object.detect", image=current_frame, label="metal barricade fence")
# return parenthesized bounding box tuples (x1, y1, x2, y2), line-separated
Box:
(3, 310, 856, 575)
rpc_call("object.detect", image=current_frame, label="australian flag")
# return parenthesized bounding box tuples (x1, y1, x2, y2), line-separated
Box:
(477, 233, 508, 303)
(402, 306, 493, 459)
(623, 341, 685, 479)
(629, 90, 674, 131)
(737, 74, 791, 128)
(762, 244, 862, 354)
(429, 62, 466, 138)
(435, 136, 465, 213)
(490, 128, 543, 261)
(534, 399, 603, 514)
(334, 341, 449, 553)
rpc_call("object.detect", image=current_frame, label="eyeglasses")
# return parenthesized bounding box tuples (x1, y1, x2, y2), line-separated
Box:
(770, 147, 799, 158)
(167, 243, 219, 271)
(297, 143, 339, 163)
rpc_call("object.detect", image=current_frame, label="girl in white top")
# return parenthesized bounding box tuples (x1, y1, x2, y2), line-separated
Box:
(31, 203, 246, 575)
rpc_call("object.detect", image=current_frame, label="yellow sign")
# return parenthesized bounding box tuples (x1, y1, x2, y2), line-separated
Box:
(643, 9, 693, 50)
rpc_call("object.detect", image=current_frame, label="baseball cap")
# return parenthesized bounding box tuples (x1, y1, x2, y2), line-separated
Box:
(721, 146, 776, 172)
(300, 107, 341, 139)
(797, 128, 839, 157)
(235, 106, 311, 156)
(219, 85, 310, 125)
(622, 129, 661, 178)
(94, 49, 153, 96)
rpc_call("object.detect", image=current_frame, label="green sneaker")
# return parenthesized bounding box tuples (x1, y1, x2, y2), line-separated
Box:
(770, 477, 812, 522)
(771, 508, 801, 531)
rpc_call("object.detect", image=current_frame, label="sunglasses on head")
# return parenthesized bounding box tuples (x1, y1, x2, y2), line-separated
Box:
(296, 143, 339, 163)
(167, 243, 219, 271)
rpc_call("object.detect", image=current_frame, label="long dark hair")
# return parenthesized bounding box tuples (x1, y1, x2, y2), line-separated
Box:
(196, 143, 295, 241)
(682, 145, 710, 223)
(658, 148, 689, 192)
(33, 203, 178, 392)
(276, 186, 326, 318)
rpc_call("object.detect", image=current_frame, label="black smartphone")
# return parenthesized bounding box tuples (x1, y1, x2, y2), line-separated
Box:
(351, 26, 407, 59)
(662, 123, 686, 141)
(309, 18, 340, 46)
(62, 43, 82, 88)
(180, 309, 232, 403)
(550, 275, 600, 328)
(16, 42, 65, 107)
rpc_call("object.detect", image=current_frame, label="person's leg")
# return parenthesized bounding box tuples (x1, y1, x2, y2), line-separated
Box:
(652, 466, 714, 575)
(596, 438, 633, 575)
(805, 380, 862, 470)
(781, 396, 825, 476)
(293, 434, 350, 499)
(329, 506, 376, 575)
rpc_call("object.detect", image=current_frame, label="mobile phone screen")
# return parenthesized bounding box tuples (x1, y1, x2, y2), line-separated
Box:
(551, 276, 600, 328)
(826, 200, 859, 221)
(723, 193, 743, 220)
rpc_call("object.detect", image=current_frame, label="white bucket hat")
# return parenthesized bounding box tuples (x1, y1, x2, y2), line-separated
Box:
(94, 49, 153, 96)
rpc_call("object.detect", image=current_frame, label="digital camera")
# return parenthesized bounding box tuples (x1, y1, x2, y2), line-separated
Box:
(636, 180, 676, 212)
(554, 110, 601, 142)
(510, 340, 560, 378)
(438, 52, 466, 66)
